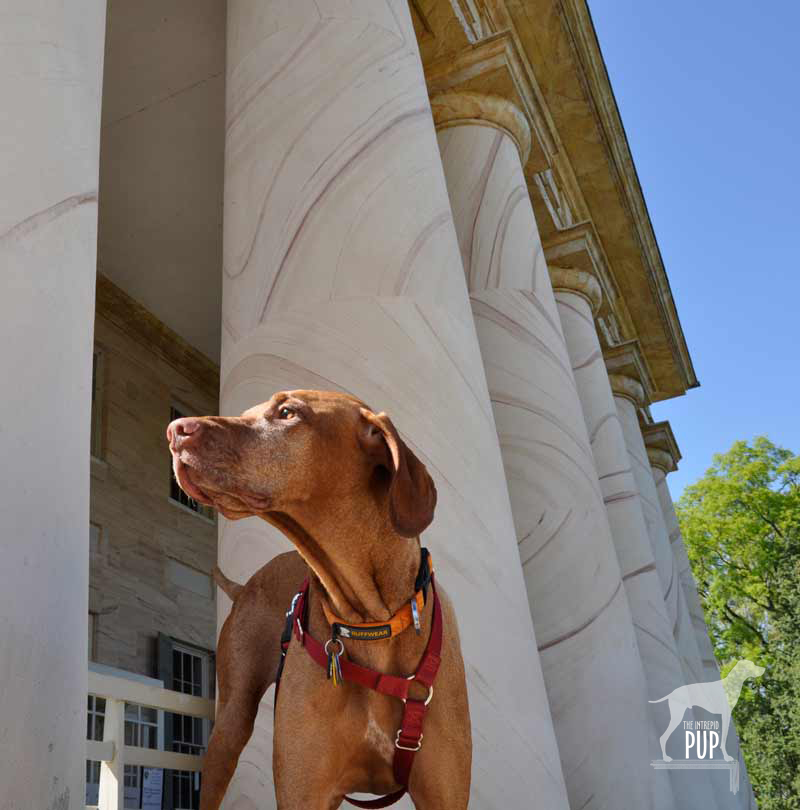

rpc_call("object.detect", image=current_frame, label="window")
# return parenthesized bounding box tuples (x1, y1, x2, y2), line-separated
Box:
(125, 703, 158, 749)
(123, 704, 158, 809)
(91, 349, 105, 459)
(169, 405, 215, 521)
(170, 645, 211, 810)
(86, 695, 106, 806)
(86, 690, 165, 809)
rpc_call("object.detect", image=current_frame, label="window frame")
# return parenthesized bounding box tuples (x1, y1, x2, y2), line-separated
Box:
(168, 402, 216, 523)
(171, 641, 212, 810)
(85, 694, 106, 807)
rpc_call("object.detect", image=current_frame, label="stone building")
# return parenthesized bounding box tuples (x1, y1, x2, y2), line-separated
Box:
(0, 1, 755, 808)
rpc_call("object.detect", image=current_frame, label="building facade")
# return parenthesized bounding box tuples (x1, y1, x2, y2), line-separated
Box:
(0, 1, 755, 808)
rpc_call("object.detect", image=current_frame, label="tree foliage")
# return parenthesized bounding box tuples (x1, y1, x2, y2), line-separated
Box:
(677, 437, 800, 808)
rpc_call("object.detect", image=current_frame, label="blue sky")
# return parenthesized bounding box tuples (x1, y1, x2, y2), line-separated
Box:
(588, 0, 800, 497)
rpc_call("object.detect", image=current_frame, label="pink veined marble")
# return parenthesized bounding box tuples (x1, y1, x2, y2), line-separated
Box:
(436, 108, 653, 810)
(220, 3, 566, 807)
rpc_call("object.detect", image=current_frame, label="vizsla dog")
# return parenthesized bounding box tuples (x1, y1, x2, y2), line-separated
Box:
(167, 390, 471, 810)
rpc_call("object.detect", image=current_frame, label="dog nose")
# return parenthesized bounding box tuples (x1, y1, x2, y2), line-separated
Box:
(167, 417, 204, 449)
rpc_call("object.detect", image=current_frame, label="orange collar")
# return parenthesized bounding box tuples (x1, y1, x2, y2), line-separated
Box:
(322, 552, 433, 641)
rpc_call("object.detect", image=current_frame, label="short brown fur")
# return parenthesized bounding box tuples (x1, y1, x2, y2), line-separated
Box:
(167, 390, 471, 809)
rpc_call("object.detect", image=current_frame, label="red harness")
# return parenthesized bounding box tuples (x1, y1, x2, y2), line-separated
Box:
(276, 572, 444, 808)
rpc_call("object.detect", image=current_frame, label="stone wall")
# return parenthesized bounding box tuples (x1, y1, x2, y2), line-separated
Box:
(89, 276, 220, 677)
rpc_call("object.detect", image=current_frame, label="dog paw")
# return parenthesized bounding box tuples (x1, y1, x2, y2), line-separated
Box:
(723, 754, 733, 762)
(662, 755, 673, 763)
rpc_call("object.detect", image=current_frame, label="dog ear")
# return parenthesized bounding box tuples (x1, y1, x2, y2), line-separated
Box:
(358, 408, 437, 537)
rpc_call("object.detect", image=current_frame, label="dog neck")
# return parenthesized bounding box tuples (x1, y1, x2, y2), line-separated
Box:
(262, 498, 421, 625)
(724, 669, 746, 698)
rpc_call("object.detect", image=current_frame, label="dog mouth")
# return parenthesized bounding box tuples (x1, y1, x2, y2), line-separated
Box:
(172, 456, 214, 506)
(171, 452, 275, 518)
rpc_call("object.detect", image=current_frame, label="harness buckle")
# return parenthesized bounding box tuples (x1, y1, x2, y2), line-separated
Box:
(395, 730, 423, 752)
(401, 675, 434, 706)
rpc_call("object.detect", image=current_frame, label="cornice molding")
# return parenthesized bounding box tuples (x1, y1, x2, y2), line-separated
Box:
(556, 0, 698, 394)
(447, 0, 487, 43)
(548, 266, 602, 315)
(431, 91, 531, 164)
(95, 273, 220, 400)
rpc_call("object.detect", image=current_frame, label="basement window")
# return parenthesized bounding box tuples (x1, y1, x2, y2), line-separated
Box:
(169, 405, 216, 522)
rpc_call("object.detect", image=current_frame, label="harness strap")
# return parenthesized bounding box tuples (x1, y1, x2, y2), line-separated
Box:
(282, 574, 443, 807)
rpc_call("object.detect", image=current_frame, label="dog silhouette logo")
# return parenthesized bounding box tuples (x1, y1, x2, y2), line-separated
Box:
(650, 659, 765, 762)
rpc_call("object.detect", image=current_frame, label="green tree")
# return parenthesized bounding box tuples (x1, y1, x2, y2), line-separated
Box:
(677, 437, 800, 808)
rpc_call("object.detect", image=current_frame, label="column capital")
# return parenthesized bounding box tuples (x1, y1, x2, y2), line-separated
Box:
(549, 266, 602, 315)
(608, 374, 645, 407)
(604, 340, 654, 404)
(642, 421, 682, 473)
(646, 447, 676, 474)
(430, 91, 531, 164)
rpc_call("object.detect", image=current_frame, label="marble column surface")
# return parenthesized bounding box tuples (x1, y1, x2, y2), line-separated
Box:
(551, 271, 677, 809)
(613, 386, 722, 808)
(613, 385, 706, 685)
(650, 457, 715, 679)
(0, 2, 106, 808)
(435, 93, 652, 810)
(652, 461, 757, 810)
(220, 6, 566, 808)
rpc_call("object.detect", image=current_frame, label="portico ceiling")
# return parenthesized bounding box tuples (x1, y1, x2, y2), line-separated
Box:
(97, 0, 226, 363)
(97, 0, 696, 400)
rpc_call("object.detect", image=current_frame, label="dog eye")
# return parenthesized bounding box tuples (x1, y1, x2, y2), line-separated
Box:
(277, 406, 296, 420)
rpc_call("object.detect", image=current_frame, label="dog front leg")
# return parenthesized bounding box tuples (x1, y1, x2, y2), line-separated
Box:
(408, 741, 471, 810)
(199, 692, 262, 810)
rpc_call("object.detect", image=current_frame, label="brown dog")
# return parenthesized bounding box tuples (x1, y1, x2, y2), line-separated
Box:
(167, 390, 471, 809)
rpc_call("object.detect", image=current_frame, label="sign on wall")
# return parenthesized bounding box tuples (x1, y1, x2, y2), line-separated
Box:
(141, 767, 163, 810)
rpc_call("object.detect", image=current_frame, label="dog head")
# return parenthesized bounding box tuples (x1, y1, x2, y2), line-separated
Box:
(166, 390, 437, 537)
(731, 659, 766, 680)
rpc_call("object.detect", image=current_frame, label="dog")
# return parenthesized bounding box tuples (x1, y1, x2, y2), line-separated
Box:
(167, 390, 471, 809)
(649, 659, 765, 761)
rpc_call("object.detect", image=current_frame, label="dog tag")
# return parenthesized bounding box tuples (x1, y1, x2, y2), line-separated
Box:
(411, 599, 421, 634)
(326, 637, 344, 686)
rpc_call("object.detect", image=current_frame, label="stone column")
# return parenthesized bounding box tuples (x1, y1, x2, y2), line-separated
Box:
(220, 7, 565, 808)
(646, 446, 710, 672)
(0, 3, 106, 808)
(550, 268, 679, 808)
(433, 91, 652, 810)
(648, 443, 756, 809)
(610, 378, 706, 684)
(610, 374, 722, 808)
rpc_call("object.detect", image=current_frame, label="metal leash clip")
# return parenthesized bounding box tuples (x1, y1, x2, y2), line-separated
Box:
(410, 598, 421, 635)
